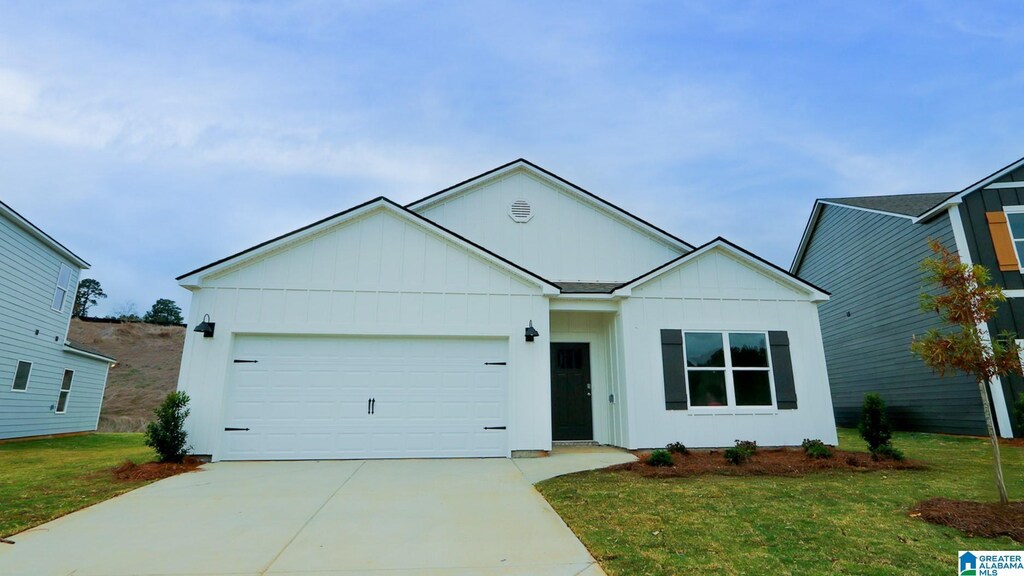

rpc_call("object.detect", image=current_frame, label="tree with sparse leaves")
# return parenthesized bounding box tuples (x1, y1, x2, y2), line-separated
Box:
(73, 278, 106, 318)
(911, 239, 1020, 504)
(143, 298, 183, 326)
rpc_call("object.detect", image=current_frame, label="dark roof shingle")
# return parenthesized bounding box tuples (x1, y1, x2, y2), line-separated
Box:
(822, 192, 954, 217)
(555, 282, 622, 294)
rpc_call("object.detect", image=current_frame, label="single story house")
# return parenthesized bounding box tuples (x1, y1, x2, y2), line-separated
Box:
(792, 155, 1024, 438)
(0, 200, 116, 440)
(175, 159, 836, 460)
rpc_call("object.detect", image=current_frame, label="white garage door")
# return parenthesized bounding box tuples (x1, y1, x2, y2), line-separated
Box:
(220, 335, 508, 460)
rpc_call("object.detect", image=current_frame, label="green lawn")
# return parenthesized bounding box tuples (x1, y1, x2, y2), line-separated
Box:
(538, 429, 1024, 576)
(0, 433, 155, 538)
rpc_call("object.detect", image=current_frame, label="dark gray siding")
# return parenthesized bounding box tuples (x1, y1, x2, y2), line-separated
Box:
(958, 164, 1024, 437)
(797, 204, 985, 435)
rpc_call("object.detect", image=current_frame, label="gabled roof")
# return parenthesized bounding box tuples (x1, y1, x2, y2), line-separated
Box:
(406, 159, 696, 253)
(65, 339, 116, 363)
(0, 199, 90, 268)
(175, 197, 561, 294)
(791, 154, 1024, 273)
(822, 192, 954, 218)
(613, 237, 830, 301)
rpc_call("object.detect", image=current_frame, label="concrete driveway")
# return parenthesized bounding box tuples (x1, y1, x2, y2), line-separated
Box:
(0, 450, 633, 576)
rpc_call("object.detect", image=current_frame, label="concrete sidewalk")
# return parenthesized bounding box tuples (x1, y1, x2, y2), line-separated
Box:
(0, 450, 633, 576)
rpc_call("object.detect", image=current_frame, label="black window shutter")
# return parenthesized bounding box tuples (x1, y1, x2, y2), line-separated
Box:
(661, 329, 687, 410)
(769, 331, 797, 409)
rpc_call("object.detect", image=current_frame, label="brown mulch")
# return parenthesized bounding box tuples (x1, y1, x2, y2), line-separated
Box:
(610, 448, 926, 478)
(112, 456, 204, 481)
(911, 497, 1024, 542)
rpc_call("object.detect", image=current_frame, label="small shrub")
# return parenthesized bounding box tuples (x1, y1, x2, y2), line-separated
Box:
(724, 446, 750, 465)
(646, 449, 674, 467)
(724, 439, 757, 465)
(858, 393, 894, 453)
(145, 391, 191, 463)
(734, 439, 758, 454)
(805, 443, 833, 459)
(665, 442, 689, 455)
(1015, 392, 1024, 433)
(872, 442, 905, 462)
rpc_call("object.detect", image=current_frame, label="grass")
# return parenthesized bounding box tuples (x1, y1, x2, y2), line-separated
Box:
(0, 433, 155, 538)
(538, 429, 1024, 576)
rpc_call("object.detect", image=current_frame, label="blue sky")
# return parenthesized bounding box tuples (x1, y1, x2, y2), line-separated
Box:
(1, 2, 1022, 317)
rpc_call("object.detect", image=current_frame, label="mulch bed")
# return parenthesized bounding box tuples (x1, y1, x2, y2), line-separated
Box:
(112, 456, 204, 481)
(911, 498, 1024, 542)
(609, 448, 926, 478)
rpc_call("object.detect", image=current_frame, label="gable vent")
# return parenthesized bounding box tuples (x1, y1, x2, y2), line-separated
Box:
(508, 199, 534, 223)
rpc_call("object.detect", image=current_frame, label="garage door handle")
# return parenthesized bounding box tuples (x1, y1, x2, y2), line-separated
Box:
(224, 427, 250, 431)
(483, 426, 506, 430)
(233, 359, 258, 363)
(484, 362, 506, 366)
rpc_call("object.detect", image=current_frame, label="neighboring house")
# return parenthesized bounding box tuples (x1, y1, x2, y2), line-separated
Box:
(793, 155, 1024, 439)
(175, 159, 836, 461)
(0, 200, 116, 440)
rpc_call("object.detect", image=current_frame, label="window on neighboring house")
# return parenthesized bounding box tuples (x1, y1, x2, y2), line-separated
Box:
(684, 332, 774, 407)
(51, 263, 73, 311)
(55, 370, 74, 413)
(11, 361, 32, 391)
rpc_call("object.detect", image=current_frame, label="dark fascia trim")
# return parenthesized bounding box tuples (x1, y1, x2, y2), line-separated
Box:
(613, 236, 831, 296)
(0, 199, 90, 268)
(175, 196, 561, 291)
(405, 158, 697, 251)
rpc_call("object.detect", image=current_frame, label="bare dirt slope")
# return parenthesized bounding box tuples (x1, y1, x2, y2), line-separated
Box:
(68, 319, 184, 432)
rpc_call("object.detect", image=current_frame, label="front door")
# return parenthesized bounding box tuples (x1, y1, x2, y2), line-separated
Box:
(550, 343, 593, 441)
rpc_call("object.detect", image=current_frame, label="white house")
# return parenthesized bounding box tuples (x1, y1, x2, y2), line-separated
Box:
(175, 160, 837, 461)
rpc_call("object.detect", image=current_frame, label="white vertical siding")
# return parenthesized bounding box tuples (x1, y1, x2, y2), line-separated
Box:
(177, 208, 553, 458)
(619, 248, 837, 448)
(414, 170, 685, 282)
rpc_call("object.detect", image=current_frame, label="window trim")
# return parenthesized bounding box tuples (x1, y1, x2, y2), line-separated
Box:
(51, 263, 73, 312)
(10, 360, 32, 392)
(1002, 206, 1024, 271)
(682, 331, 777, 410)
(55, 369, 74, 414)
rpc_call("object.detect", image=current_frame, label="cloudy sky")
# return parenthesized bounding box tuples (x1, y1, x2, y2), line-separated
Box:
(2, 2, 1022, 317)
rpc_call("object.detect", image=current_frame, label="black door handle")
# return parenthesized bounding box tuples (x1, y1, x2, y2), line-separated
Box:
(371, 398, 375, 414)
(483, 426, 506, 430)
(368, 398, 371, 414)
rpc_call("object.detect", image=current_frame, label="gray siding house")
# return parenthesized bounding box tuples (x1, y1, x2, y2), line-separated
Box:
(793, 156, 1024, 438)
(1, 200, 115, 440)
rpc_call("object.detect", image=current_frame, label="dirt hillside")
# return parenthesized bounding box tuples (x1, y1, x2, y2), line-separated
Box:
(68, 319, 185, 432)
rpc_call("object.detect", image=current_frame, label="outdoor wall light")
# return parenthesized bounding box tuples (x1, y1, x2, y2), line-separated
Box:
(194, 314, 216, 338)
(525, 320, 540, 342)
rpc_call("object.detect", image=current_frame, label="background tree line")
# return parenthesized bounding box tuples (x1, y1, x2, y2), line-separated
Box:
(73, 278, 184, 326)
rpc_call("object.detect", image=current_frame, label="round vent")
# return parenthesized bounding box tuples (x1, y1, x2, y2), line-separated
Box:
(508, 199, 534, 223)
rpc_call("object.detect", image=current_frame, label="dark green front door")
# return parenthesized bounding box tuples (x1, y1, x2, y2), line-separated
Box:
(550, 343, 593, 441)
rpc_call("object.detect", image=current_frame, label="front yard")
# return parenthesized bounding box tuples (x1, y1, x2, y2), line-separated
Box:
(538, 429, 1024, 576)
(0, 433, 155, 538)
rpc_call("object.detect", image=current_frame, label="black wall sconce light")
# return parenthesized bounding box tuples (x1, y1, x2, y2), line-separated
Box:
(194, 314, 216, 338)
(525, 320, 540, 342)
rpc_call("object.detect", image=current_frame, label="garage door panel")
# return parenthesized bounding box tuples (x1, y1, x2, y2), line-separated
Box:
(221, 336, 508, 460)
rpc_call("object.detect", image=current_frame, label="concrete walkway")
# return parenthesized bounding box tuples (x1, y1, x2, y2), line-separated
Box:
(0, 449, 634, 576)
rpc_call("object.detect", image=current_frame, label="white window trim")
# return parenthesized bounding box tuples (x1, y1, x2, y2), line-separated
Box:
(1002, 206, 1024, 272)
(10, 360, 32, 392)
(55, 369, 74, 414)
(51, 263, 73, 312)
(682, 331, 777, 411)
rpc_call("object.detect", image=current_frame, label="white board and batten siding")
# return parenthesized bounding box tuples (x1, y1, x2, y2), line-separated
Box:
(177, 206, 552, 460)
(414, 169, 686, 282)
(619, 247, 838, 449)
(0, 210, 111, 440)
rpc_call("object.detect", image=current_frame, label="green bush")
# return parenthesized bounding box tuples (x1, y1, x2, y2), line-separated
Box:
(858, 393, 894, 453)
(646, 449, 674, 467)
(872, 442, 905, 462)
(803, 440, 832, 459)
(665, 442, 689, 455)
(1015, 392, 1024, 434)
(145, 391, 191, 463)
(724, 439, 757, 465)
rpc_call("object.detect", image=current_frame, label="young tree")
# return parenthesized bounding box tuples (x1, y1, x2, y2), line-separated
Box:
(143, 298, 184, 325)
(145, 391, 190, 462)
(911, 239, 1020, 504)
(72, 278, 107, 318)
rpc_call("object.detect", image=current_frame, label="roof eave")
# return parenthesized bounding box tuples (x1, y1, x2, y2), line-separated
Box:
(0, 201, 90, 269)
